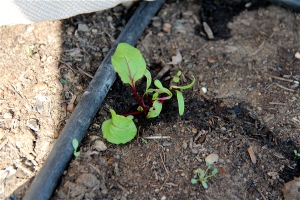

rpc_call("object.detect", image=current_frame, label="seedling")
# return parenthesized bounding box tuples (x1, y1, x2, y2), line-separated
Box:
(25, 44, 35, 57)
(101, 43, 195, 144)
(294, 150, 300, 158)
(72, 138, 80, 157)
(191, 162, 218, 189)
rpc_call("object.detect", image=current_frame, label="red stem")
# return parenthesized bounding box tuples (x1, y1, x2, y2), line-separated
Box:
(132, 85, 143, 107)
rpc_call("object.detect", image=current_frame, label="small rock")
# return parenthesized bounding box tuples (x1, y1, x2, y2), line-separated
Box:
(107, 16, 113, 22)
(173, 22, 186, 34)
(27, 119, 39, 131)
(191, 149, 198, 154)
(201, 87, 207, 94)
(162, 141, 172, 147)
(162, 23, 171, 33)
(93, 140, 107, 151)
(102, 47, 109, 53)
(91, 28, 98, 34)
(295, 52, 300, 59)
(224, 45, 238, 53)
(191, 128, 197, 134)
(205, 153, 219, 164)
(157, 32, 164, 37)
(182, 142, 188, 149)
(66, 26, 75, 35)
(76, 173, 100, 188)
(283, 177, 300, 200)
(3, 112, 13, 119)
(152, 20, 162, 28)
(77, 24, 89, 32)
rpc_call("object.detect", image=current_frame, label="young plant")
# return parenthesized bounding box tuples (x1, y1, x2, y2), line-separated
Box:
(72, 138, 80, 157)
(294, 150, 300, 158)
(101, 43, 195, 144)
(191, 162, 218, 189)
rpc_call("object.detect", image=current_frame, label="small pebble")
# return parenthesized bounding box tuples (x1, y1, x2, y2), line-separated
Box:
(3, 113, 12, 119)
(27, 119, 39, 131)
(295, 52, 300, 59)
(152, 20, 162, 28)
(182, 142, 188, 149)
(157, 32, 164, 37)
(77, 24, 89, 32)
(205, 153, 219, 164)
(162, 23, 171, 33)
(91, 28, 98, 34)
(191, 149, 198, 154)
(107, 16, 113, 22)
(283, 177, 300, 200)
(93, 140, 107, 151)
(173, 22, 186, 34)
(102, 47, 109, 53)
(191, 128, 197, 134)
(66, 26, 75, 35)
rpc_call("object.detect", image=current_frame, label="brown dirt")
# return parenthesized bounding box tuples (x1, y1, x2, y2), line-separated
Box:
(1, 1, 300, 200)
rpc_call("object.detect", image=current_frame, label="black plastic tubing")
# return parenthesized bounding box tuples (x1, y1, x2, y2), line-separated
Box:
(268, 0, 300, 11)
(23, 1, 165, 199)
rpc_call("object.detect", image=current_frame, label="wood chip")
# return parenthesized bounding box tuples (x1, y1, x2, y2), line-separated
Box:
(247, 146, 256, 164)
(203, 22, 214, 39)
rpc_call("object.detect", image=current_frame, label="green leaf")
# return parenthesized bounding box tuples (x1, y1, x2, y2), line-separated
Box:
(154, 80, 172, 97)
(74, 151, 80, 157)
(173, 76, 180, 83)
(72, 139, 79, 150)
(199, 171, 205, 179)
(72, 139, 80, 157)
(175, 90, 184, 115)
(211, 168, 218, 176)
(205, 161, 211, 167)
(191, 178, 198, 184)
(172, 70, 182, 83)
(111, 43, 146, 87)
(25, 44, 35, 56)
(60, 78, 68, 85)
(170, 75, 196, 90)
(137, 106, 143, 112)
(152, 93, 159, 100)
(146, 100, 162, 118)
(102, 109, 137, 144)
(201, 181, 208, 189)
(194, 168, 202, 174)
(144, 69, 152, 93)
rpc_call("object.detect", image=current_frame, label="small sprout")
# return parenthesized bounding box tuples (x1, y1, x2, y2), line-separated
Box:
(141, 138, 148, 144)
(294, 150, 300, 157)
(72, 138, 80, 157)
(60, 78, 68, 85)
(191, 162, 218, 189)
(172, 70, 182, 83)
(101, 43, 195, 144)
(25, 44, 35, 57)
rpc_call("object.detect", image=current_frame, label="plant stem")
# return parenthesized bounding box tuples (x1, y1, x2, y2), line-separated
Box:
(132, 85, 143, 107)
(122, 111, 143, 116)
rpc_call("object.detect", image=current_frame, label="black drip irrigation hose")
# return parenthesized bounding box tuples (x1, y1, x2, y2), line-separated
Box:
(268, 0, 300, 12)
(23, 0, 165, 199)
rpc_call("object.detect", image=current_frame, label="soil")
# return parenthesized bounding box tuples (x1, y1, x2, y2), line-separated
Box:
(1, 0, 300, 199)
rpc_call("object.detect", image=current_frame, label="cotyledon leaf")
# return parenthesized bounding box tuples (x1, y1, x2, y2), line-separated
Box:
(102, 109, 137, 144)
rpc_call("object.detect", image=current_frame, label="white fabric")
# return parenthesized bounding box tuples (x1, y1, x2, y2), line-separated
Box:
(0, 0, 133, 26)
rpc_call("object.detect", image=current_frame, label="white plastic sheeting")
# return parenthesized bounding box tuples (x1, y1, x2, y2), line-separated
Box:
(0, 0, 136, 26)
